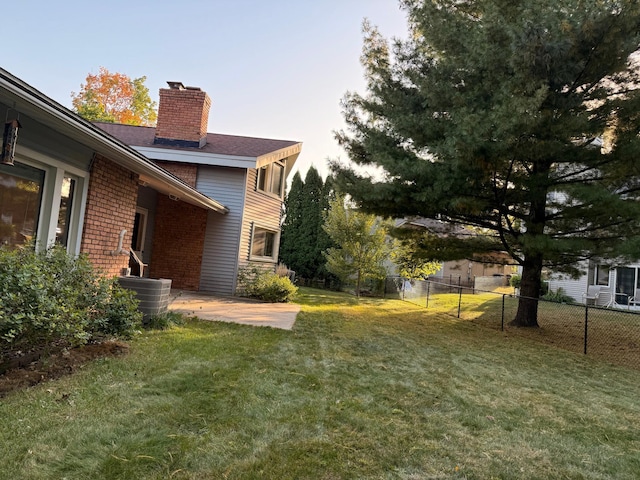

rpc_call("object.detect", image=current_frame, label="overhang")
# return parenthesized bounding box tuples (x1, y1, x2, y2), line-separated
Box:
(0, 68, 228, 214)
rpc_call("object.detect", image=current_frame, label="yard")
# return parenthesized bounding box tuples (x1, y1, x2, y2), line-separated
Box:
(1, 288, 639, 479)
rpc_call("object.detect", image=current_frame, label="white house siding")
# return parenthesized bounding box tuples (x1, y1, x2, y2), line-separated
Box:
(197, 166, 247, 294)
(548, 270, 589, 303)
(239, 168, 284, 270)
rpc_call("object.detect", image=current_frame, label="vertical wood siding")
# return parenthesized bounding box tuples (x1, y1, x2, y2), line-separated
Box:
(197, 166, 247, 294)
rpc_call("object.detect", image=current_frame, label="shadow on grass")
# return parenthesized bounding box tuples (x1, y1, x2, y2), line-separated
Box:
(293, 287, 388, 307)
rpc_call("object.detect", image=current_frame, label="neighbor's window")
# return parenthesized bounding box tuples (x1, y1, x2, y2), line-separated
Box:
(596, 265, 610, 286)
(251, 225, 278, 260)
(0, 162, 45, 248)
(256, 160, 286, 198)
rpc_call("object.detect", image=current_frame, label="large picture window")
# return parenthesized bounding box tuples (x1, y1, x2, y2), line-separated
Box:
(250, 225, 279, 261)
(1, 150, 86, 254)
(256, 160, 285, 198)
(0, 162, 45, 248)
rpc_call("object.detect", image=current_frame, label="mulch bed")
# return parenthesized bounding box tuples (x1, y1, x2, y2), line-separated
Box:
(0, 341, 129, 398)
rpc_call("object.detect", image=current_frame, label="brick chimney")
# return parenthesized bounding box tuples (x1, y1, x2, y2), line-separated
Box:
(154, 81, 211, 148)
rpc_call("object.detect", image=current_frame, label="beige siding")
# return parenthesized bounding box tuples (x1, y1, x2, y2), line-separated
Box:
(239, 168, 284, 270)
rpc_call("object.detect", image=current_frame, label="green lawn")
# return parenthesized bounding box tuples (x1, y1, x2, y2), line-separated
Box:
(1, 287, 639, 479)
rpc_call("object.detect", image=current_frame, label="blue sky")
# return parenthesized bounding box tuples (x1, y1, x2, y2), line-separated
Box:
(3, 0, 408, 180)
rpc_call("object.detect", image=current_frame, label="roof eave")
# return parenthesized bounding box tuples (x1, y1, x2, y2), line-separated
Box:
(0, 68, 228, 214)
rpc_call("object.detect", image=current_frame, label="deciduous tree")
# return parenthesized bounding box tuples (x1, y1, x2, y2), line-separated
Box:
(323, 196, 391, 297)
(333, 0, 640, 326)
(72, 67, 157, 126)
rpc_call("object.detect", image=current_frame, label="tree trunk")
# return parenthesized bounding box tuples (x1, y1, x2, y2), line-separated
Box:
(511, 254, 543, 327)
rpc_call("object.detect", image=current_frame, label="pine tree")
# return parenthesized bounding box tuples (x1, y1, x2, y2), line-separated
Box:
(297, 167, 326, 279)
(333, 0, 640, 326)
(279, 171, 304, 274)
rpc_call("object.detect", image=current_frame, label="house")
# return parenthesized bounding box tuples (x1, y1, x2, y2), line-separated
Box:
(548, 261, 640, 308)
(0, 68, 300, 296)
(97, 82, 301, 294)
(392, 217, 514, 287)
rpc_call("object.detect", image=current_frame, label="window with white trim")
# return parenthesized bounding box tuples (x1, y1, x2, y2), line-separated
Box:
(588, 262, 610, 286)
(0, 162, 44, 248)
(1, 151, 87, 254)
(256, 160, 285, 198)
(250, 224, 279, 261)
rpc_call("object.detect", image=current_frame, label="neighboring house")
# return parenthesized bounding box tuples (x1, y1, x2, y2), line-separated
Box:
(548, 261, 640, 308)
(97, 82, 301, 294)
(0, 68, 301, 296)
(392, 218, 514, 285)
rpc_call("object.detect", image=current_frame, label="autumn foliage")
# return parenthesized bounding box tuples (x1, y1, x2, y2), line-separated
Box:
(72, 67, 157, 126)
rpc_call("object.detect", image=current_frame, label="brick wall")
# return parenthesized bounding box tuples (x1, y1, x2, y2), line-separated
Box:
(155, 86, 211, 143)
(81, 155, 138, 277)
(155, 161, 198, 188)
(150, 194, 207, 290)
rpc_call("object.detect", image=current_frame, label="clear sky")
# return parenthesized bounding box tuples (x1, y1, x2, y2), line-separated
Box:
(3, 0, 409, 181)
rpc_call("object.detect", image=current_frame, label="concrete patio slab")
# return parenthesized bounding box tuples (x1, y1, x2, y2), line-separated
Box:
(168, 290, 300, 330)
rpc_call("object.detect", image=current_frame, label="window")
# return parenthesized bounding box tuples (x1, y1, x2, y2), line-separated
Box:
(0, 162, 45, 248)
(596, 265, 610, 285)
(1, 148, 87, 254)
(250, 225, 279, 261)
(55, 176, 76, 247)
(256, 160, 286, 198)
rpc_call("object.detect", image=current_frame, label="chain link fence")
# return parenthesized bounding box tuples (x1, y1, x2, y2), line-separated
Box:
(384, 277, 640, 370)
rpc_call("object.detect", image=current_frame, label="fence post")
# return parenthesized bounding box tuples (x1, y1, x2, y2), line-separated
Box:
(457, 285, 462, 318)
(426, 281, 430, 309)
(584, 305, 589, 355)
(501, 294, 505, 331)
(401, 279, 405, 301)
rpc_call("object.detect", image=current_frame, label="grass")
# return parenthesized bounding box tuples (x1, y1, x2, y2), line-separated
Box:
(1, 287, 639, 479)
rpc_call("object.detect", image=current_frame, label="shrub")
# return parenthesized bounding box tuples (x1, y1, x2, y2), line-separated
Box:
(509, 274, 522, 289)
(237, 265, 298, 302)
(542, 287, 575, 304)
(0, 244, 142, 357)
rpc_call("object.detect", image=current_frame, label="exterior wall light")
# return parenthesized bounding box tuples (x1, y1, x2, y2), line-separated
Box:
(1, 119, 21, 166)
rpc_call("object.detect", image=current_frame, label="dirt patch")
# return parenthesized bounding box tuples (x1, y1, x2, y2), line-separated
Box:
(0, 341, 129, 398)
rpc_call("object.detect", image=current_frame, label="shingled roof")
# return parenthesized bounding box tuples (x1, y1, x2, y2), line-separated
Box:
(95, 122, 300, 158)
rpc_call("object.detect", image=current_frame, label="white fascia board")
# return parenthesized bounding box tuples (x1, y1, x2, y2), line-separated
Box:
(134, 146, 258, 169)
(256, 143, 303, 178)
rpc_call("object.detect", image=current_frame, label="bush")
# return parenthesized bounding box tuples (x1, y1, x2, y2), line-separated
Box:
(237, 265, 298, 302)
(542, 287, 575, 304)
(0, 244, 142, 357)
(509, 274, 522, 289)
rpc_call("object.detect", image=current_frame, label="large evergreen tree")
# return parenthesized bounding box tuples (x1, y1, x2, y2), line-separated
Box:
(333, 0, 640, 326)
(297, 167, 327, 279)
(280, 167, 334, 281)
(279, 171, 304, 272)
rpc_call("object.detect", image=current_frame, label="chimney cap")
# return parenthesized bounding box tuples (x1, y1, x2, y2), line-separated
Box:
(167, 81, 185, 90)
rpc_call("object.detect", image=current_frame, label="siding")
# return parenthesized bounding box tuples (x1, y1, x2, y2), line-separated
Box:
(548, 261, 590, 303)
(197, 166, 247, 294)
(240, 168, 284, 270)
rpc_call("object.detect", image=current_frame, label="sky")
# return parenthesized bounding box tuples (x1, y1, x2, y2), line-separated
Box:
(2, 0, 409, 181)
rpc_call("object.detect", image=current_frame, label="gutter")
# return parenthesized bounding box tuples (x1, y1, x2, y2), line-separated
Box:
(0, 68, 228, 214)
